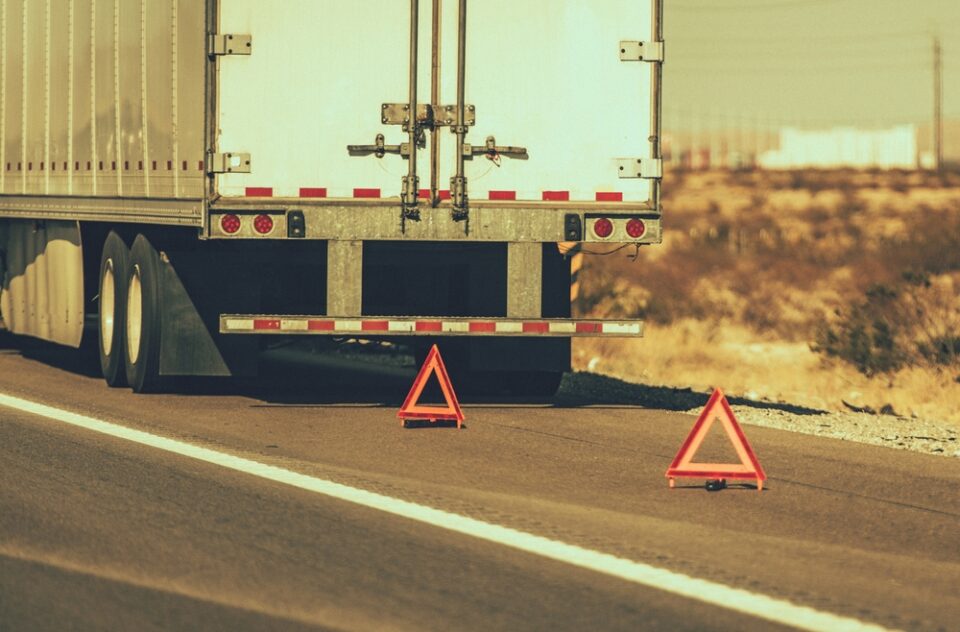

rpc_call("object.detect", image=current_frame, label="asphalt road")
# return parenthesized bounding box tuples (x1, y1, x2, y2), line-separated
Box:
(0, 337, 958, 631)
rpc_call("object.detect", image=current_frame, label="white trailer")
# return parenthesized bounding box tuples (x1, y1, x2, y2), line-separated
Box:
(0, 0, 663, 394)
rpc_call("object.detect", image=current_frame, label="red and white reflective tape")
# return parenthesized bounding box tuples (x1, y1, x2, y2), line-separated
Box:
(220, 316, 643, 337)
(239, 188, 629, 202)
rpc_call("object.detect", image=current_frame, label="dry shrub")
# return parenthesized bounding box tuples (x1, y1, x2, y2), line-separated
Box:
(578, 169, 960, 351)
(883, 205, 960, 276)
(814, 273, 960, 375)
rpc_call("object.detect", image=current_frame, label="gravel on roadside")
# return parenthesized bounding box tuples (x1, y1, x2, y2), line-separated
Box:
(711, 405, 960, 459)
(558, 371, 959, 459)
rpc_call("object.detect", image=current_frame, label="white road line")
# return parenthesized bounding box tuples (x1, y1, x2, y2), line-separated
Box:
(0, 392, 894, 632)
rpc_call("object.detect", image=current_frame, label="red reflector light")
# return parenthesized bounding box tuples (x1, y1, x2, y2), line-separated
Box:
(253, 214, 274, 235)
(593, 218, 614, 239)
(626, 218, 646, 239)
(220, 214, 241, 234)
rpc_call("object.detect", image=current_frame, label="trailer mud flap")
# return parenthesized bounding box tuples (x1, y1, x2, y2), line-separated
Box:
(159, 250, 258, 377)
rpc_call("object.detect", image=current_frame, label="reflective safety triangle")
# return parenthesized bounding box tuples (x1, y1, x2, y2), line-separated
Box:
(666, 389, 766, 490)
(397, 345, 464, 428)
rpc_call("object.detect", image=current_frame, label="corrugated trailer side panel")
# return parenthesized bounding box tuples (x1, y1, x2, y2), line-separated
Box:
(2, 0, 25, 196)
(72, 0, 93, 195)
(50, 0, 71, 194)
(0, 0, 206, 201)
(25, 0, 43, 195)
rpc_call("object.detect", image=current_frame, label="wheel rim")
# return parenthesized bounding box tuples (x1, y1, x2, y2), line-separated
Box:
(126, 265, 143, 365)
(100, 260, 116, 357)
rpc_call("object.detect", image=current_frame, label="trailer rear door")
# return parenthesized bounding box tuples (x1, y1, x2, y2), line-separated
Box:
(215, 0, 657, 207)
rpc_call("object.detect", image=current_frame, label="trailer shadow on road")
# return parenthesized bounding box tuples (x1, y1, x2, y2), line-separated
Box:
(0, 331, 103, 379)
(232, 348, 828, 417)
(554, 372, 827, 416)
(0, 330, 826, 416)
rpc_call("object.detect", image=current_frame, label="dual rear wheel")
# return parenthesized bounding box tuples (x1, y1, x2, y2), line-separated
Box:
(98, 232, 162, 392)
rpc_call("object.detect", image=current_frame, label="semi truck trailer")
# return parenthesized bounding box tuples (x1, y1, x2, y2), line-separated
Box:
(0, 0, 663, 394)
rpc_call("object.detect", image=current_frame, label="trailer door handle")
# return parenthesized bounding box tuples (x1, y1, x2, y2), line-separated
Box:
(463, 136, 528, 161)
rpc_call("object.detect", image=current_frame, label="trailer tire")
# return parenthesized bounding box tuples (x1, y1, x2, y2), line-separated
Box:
(98, 232, 129, 387)
(125, 235, 163, 393)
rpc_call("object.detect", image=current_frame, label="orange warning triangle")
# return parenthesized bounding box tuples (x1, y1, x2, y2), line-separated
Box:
(666, 389, 766, 491)
(398, 344, 464, 428)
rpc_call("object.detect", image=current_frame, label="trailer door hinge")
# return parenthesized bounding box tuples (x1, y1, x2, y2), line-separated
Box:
(617, 158, 662, 179)
(208, 152, 251, 174)
(619, 40, 664, 62)
(209, 33, 252, 56)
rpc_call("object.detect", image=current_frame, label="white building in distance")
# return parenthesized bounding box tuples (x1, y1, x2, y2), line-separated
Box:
(759, 125, 917, 170)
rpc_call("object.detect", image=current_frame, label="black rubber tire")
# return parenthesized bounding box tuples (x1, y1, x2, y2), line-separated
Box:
(98, 231, 129, 387)
(124, 234, 163, 393)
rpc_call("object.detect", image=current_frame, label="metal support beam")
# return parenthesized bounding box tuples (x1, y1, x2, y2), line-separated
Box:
(326, 240, 363, 317)
(402, 0, 421, 220)
(451, 0, 469, 221)
(507, 242, 542, 318)
(430, 0, 442, 207)
(650, 0, 664, 213)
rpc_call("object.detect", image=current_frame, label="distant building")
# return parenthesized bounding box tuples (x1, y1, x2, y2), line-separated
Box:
(758, 126, 917, 170)
(915, 119, 960, 169)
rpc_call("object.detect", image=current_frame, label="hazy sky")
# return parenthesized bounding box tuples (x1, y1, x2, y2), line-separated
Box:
(664, 0, 960, 131)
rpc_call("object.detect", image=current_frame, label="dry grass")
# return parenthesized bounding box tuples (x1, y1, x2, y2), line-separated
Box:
(574, 169, 960, 425)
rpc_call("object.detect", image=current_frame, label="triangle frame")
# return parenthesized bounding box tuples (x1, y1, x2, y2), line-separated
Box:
(397, 344, 464, 428)
(666, 389, 766, 490)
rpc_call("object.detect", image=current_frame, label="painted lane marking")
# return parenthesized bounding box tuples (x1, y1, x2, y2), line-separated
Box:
(0, 392, 894, 632)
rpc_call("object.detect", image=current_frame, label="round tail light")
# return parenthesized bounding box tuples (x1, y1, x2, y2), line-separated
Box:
(220, 214, 241, 235)
(592, 218, 614, 239)
(626, 218, 646, 239)
(253, 214, 274, 235)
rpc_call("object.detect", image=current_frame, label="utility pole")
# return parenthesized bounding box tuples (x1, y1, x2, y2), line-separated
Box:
(934, 36, 943, 172)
